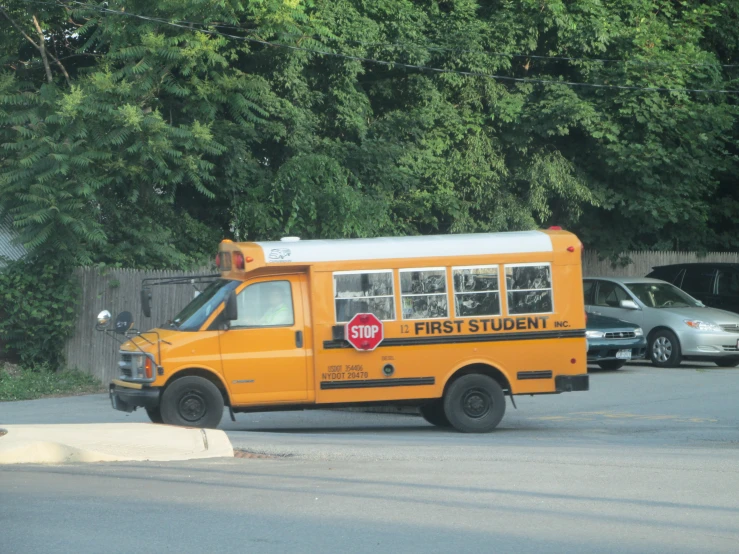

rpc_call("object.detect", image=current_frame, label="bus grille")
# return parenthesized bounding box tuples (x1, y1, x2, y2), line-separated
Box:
(119, 353, 133, 378)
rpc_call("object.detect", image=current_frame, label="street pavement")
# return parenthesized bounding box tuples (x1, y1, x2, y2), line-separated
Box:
(1, 362, 738, 553)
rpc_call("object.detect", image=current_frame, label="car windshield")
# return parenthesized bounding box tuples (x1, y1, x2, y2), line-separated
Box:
(171, 279, 239, 331)
(624, 282, 702, 309)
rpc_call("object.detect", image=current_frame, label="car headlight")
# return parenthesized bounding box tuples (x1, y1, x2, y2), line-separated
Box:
(684, 319, 722, 332)
(585, 330, 605, 338)
(634, 328, 644, 336)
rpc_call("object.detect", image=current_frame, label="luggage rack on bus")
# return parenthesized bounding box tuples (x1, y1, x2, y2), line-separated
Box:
(140, 273, 220, 317)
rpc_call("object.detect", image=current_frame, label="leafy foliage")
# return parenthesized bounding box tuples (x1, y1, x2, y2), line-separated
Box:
(0, 257, 78, 368)
(0, 362, 104, 401)
(0, 0, 736, 268)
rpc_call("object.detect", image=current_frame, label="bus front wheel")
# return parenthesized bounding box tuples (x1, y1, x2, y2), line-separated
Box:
(443, 374, 505, 433)
(145, 407, 163, 424)
(160, 376, 224, 429)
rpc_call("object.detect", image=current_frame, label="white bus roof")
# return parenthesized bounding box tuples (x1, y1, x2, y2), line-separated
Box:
(256, 231, 553, 264)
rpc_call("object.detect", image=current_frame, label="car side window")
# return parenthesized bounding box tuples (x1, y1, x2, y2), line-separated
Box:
(717, 269, 739, 296)
(681, 268, 716, 294)
(583, 281, 595, 305)
(595, 282, 629, 308)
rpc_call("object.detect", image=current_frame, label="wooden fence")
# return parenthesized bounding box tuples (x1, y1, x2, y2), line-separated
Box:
(582, 251, 739, 276)
(63, 266, 211, 383)
(64, 251, 739, 381)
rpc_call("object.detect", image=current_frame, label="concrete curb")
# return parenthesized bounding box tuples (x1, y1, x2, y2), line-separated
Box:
(0, 424, 234, 464)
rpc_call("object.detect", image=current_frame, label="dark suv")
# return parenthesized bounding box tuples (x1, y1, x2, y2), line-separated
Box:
(646, 263, 739, 314)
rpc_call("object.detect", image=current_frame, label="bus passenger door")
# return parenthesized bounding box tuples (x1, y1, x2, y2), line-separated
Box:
(219, 275, 310, 405)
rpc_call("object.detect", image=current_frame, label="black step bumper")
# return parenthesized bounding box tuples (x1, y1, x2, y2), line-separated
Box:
(109, 382, 160, 413)
(555, 374, 589, 392)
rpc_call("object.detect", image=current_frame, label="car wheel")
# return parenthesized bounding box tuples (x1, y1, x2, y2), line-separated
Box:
(443, 374, 506, 433)
(145, 406, 163, 424)
(714, 359, 739, 368)
(419, 400, 451, 427)
(649, 330, 682, 368)
(160, 376, 224, 429)
(597, 360, 627, 370)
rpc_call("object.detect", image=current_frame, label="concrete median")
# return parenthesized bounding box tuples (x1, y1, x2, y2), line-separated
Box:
(0, 423, 234, 464)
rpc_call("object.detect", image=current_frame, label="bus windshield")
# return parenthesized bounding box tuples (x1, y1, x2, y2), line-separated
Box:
(171, 279, 239, 331)
(624, 282, 702, 309)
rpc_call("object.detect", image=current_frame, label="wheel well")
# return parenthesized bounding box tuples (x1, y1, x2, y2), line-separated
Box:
(647, 326, 679, 343)
(165, 368, 230, 406)
(444, 363, 511, 394)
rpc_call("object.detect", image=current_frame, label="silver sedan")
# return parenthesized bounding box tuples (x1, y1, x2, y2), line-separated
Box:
(583, 277, 739, 367)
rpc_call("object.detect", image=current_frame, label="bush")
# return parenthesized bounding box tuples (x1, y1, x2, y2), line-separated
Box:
(0, 362, 103, 401)
(0, 257, 78, 369)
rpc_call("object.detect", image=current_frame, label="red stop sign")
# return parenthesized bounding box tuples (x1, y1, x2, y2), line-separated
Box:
(345, 313, 384, 351)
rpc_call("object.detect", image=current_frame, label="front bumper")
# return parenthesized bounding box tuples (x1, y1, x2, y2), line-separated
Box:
(109, 381, 160, 413)
(555, 374, 589, 393)
(679, 331, 739, 358)
(587, 337, 647, 362)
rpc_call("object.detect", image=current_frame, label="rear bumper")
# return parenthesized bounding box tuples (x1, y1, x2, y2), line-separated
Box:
(109, 382, 160, 413)
(555, 374, 589, 393)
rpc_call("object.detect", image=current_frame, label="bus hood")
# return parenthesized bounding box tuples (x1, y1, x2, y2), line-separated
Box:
(120, 328, 181, 353)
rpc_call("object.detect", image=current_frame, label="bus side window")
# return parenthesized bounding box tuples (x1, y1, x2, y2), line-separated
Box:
(334, 270, 395, 322)
(505, 264, 553, 315)
(452, 266, 501, 317)
(399, 268, 449, 320)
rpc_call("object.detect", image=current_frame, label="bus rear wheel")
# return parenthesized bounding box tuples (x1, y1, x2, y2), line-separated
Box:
(443, 374, 505, 433)
(420, 401, 451, 427)
(160, 376, 224, 429)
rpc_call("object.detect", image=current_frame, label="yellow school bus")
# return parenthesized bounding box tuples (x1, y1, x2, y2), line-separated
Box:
(105, 229, 588, 433)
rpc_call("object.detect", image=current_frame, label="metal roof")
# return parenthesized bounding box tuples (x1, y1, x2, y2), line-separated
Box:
(583, 276, 668, 284)
(0, 217, 28, 264)
(254, 231, 554, 264)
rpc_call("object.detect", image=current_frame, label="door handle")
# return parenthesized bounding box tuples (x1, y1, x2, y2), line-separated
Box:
(295, 330, 303, 348)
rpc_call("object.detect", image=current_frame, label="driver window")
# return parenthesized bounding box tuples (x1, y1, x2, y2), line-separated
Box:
(232, 281, 294, 328)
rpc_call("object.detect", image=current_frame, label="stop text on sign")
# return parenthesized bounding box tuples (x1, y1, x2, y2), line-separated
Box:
(345, 313, 384, 351)
(350, 325, 380, 339)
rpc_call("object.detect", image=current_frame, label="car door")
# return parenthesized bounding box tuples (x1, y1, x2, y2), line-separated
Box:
(592, 280, 644, 326)
(716, 268, 739, 315)
(219, 275, 310, 405)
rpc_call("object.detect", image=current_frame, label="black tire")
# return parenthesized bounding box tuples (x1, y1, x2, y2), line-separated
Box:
(160, 376, 224, 429)
(443, 374, 506, 433)
(420, 401, 451, 427)
(597, 360, 627, 370)
(145, 406, 163, 424)
(649, 329, 682, 368)
(715, 359, 739, 368)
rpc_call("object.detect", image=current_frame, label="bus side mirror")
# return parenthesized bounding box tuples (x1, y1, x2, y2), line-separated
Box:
(96, 310, 112, 329)
(620, 300, 639, 310)
(223, 290, 238, 321)
(141, 289, 152, 318)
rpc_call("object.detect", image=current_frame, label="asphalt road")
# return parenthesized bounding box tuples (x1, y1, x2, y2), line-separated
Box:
(2, 362, 739, 553)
